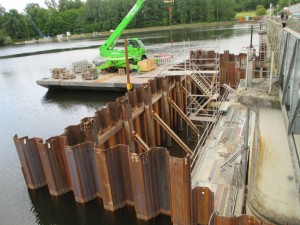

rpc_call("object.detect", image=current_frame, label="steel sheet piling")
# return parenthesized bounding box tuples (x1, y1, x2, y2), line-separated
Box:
(65, 124, 86, 146)
(107, 102, 125, 144)
(136, 87, 148, 144)
(176, 76, 183, 131)
(94, 145, 134, 210)
(129, 151, 154, 220)
(148, 148, 171, 215)
(64, 142, 98, 203)
(192, 187, 214, 225)
(169, 156, 192, 225)
(121, 98, 136, 153)
(99, 107, 117, 148)
(13, 135, 46, 189)
(128, 90, 143, 153)
(215, 216, 236, 225)
(129, 150, 159, 220)
(143, 84, 155, 147)
(162, 77, 172, 146)
(151, 78, 162, 146)
(37, 136, 71, 196)
(81, 117, 98, 144)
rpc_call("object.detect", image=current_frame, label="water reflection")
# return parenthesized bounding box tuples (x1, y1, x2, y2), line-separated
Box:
(42, 90, 124, 111)
(138, 24, 258, 45)
(28, 187, 172, 225)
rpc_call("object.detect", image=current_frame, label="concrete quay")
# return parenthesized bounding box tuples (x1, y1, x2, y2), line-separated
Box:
(238, 78, 300, 225)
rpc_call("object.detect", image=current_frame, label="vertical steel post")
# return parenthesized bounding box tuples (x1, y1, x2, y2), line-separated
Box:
(269, 51, 274, 94)
(162, 78, 172, 146)
(121, 98, 136, 153)
(250, 25, 253, 48)
(124, 39, 132, 91)
(176, 76, 183, 131)
(143, 84, 156, 147)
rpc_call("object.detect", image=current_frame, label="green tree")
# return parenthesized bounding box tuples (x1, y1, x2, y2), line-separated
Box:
(58, 0, 84, 12)
(0, 29, 13, 45)
(217, 0, 236, 20)
(3, 9, 31, 39)
(256, 4, 267, 16)
(60, 7, 86, 33)
(0, 4, 5, 15)
(45, 0, 58, 10)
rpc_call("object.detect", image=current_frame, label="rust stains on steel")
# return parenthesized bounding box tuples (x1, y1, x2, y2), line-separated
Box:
(64, 142, 99, 203)
(215, 214, 275, 225)
(175, 76, 183, 131)
(13, 52, 275, 225)
(162, 77, 172, 146)
(143, 83, 156, 148)
(121, 98, 136, 153)
(133, 131, 151, 152)
(153, 111, 193, 155)
(192, 187, 214, 225)
(37, 136, 71, 196)
(13, 135, 46, 189)
(94, 144, 134, 210)
(170, 99, 200, 135)
(190, 50, 248, 90)
(169, 156, 192, 225)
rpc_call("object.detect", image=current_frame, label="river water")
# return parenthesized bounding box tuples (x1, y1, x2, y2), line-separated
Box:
(0, 23, 258, 225)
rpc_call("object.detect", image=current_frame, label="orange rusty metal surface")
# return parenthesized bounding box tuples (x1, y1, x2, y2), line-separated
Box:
(148, 147, 171, 215)
(128, 147, 171, 220)
(37, 136, 71, 196)
(13, 72, 278, 225)
(169, 156, 192, 225)
(128, 90, 143, 153)
(192, 186, 214, 225)
(107, 102, 125, 145)
(13, 135, 46, 189)
(64, 142, 98, 203)
(215, 215, 237, 225)
(214, 214, 276, 225)
(65, 124, 86, 146)
(81, 116, 98, 144)
(129, 150, 157, 220)
(94, 144, 134, 210)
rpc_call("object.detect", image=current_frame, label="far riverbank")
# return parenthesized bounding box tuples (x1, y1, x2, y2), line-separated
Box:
(14, 20, 259, 45)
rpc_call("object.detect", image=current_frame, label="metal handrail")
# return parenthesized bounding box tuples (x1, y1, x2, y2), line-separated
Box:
(191, 88, 230, 171)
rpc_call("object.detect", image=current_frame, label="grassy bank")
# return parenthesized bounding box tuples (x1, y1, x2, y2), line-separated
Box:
(15, 20, 258, 44)
(235, 11, 256, 18)
(70, 21, 237, 40)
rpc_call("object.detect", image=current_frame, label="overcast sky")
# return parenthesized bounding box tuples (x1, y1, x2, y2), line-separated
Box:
(1, 0, 47, 12)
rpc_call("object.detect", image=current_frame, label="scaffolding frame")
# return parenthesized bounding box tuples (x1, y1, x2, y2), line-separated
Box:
(185, 42, 221, 143)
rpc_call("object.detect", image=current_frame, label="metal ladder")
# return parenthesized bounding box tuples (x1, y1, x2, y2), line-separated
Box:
(190, 73, 212, 96)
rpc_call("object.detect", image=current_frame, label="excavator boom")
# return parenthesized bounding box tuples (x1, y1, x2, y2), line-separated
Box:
(98, 0, 147, 72)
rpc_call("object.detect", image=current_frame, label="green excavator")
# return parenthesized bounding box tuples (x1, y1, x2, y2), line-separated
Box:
(97, 0, 147, 72)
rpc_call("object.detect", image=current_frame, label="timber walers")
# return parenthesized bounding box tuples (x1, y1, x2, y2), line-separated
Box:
(14, 56, 274, 225)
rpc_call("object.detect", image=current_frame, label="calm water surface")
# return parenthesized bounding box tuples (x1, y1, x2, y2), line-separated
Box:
(0, 24, 259, 225)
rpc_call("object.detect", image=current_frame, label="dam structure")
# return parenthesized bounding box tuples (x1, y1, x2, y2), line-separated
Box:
(13, 18, 300, 225)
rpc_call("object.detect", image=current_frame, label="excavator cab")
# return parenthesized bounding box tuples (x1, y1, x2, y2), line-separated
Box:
(97, 0, 147, 72)
(128, 38, 144, 49)
(127, 38, 147, 60)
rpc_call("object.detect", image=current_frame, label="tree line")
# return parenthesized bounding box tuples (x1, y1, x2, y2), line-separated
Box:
(0, 0, 298, 46)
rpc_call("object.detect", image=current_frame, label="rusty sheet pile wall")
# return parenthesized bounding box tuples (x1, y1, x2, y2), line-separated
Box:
(13, 57, 273, 225)
(189, 50, 247, 89)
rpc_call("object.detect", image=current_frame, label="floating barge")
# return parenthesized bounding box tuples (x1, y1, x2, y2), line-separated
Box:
(37, 65, 172, 91)
(37, 56, 179, 91)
